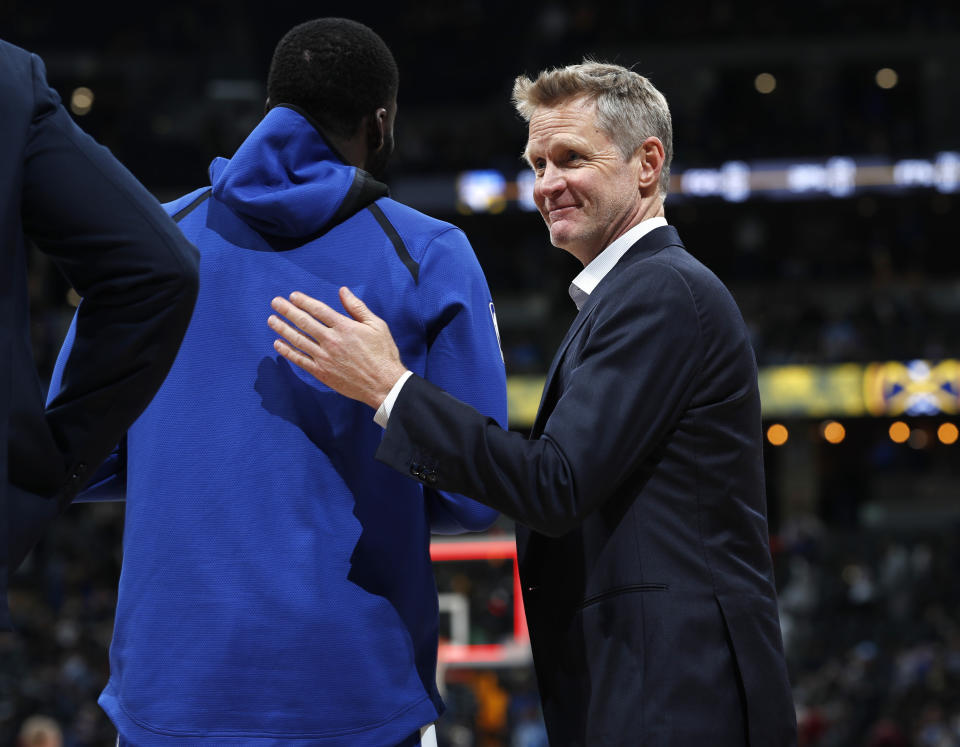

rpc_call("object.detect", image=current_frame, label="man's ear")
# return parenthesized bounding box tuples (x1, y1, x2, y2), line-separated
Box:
(636, 136, 665, 192)
(366, 107, 388, 152)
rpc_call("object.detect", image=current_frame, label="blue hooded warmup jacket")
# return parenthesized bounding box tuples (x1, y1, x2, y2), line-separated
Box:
(48, 104, 508, 746)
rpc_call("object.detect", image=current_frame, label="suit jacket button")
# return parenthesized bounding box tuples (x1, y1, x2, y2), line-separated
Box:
(410, 462, 421, 476)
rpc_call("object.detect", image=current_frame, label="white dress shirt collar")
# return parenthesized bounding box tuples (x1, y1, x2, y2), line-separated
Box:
(568, 217, 668, 310)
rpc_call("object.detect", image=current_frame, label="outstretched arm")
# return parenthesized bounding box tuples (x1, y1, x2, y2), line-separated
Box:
(277, 278, 507, 534)
(270, 263, 703, 537)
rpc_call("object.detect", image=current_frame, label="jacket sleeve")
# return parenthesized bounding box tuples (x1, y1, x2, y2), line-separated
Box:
(377, 261, 703, 537)
(9, 51, 199, 504)
(44, 314, 127, 503)
(415, 227, 508, 534)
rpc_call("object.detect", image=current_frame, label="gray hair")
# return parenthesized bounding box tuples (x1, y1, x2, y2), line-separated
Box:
(512, 60, 673, 198)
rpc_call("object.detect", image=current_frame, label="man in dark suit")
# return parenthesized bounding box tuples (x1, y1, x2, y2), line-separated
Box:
(1, 39, 199, 629)
(268, 60, 798, 745)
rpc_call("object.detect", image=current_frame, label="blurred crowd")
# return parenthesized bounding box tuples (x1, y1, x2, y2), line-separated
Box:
(3, 503, 122, 747)
(776, 517, 960, 746)
(4, 1, 958, 187)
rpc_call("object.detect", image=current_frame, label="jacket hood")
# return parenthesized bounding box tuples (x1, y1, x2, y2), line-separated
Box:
(209, 104, 387, 238)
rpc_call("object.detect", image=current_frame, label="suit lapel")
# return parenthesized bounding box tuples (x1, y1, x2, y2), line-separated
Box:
(529, 302, 595, 435)
(530, 225, 684, 435)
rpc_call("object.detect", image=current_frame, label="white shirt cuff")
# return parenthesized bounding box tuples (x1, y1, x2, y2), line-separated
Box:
(373, 370, 414, 428)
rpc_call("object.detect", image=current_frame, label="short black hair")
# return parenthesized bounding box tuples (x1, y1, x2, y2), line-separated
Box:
(266, 18, 398, 139)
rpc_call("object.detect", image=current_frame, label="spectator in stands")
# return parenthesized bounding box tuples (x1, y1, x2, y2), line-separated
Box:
(16, 715, 62, 747)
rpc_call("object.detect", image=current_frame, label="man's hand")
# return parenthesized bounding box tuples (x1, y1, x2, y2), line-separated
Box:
(268, 287, 409, 410)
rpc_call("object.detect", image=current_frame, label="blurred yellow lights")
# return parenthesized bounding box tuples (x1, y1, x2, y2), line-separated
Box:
(70, 86, 94, 115)
(938, 422, 959, 445)
(754, 73, 777, 94)
(822, 421, 846, 444)
(766, 423, 789, 446)
(888, 421, 910, 443)
(876, 68, 898, 89)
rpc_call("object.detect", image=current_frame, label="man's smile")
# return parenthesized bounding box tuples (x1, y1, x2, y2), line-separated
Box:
(547, 205, 579, 222)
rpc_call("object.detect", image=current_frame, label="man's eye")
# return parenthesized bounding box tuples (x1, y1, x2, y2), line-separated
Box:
(568, 152, 581, 162)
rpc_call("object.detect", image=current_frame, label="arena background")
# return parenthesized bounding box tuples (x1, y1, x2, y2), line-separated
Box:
(4, 1, 960, 745)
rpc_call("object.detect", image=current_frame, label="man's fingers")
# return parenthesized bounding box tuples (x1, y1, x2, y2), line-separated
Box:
(274, 338, 320, 376)
(339, 286, 375, 323)
(271, 296, 336, 341)
(286, 292, 347, 328)
(268, 314, 325, 361)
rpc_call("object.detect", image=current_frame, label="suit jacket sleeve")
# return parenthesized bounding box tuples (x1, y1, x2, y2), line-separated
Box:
(376, 260, 703, 537)
(415, 227, 507, 534)
(9, 50, 199, 503)
(44, 313, 127, 504)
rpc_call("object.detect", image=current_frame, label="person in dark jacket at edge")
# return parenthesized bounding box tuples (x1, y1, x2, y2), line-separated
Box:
(2, 38, 199, 630)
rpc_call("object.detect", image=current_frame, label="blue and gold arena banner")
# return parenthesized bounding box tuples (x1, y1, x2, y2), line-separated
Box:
(504, 360, 960, 426)
(862, 360, 960, 417)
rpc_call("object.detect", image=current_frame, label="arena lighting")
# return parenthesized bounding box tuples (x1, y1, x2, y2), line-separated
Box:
(449, 151, 960, 213)
(515, 169, 537, 212)
(766, 424, 789, 446)
(888, 421, 910, 443)
(754, 73, 777, 94)
(909, 428, 930, 449)
(937, 422, 959, 445)
(876, 67, 899, 89)
(821, 420, 846, 444)
(681, 160, 751, 202)
(70, 86, 94, 116)
(455, 170, 507, 214)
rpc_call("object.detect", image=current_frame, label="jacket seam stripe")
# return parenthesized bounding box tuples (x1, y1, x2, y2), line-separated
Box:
(172, 189, 212, 223)
(367, 202, 419, 283)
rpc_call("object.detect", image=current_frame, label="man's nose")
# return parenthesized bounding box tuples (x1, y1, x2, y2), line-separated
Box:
(537, 163, 565, 197)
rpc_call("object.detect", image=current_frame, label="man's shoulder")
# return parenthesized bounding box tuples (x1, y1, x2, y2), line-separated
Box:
(374, 197, 463, 242)
(0, 41, 48, 122)
(0, 40, 34, 82)
(607, 234, 741, 319)
(370, 198, 477, 269)
(639, 235, 730, 295)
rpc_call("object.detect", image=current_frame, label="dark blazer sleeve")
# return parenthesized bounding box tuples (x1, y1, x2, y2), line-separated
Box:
(5, 48, 198, 586)
(9, 51, 199, 502)
(376, 261, 703, 536)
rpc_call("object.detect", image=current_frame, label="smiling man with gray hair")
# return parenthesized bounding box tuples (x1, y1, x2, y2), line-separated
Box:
(270, 59, 798, 745)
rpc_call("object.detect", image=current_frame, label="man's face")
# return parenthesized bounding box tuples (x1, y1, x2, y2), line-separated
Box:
(525, 97, 643, 265)
(364, 99, 397, 179)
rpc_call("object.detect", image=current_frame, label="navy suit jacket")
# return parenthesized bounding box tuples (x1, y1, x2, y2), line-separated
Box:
(1, 40, 199, 628)
(377, 226, 798, 745)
